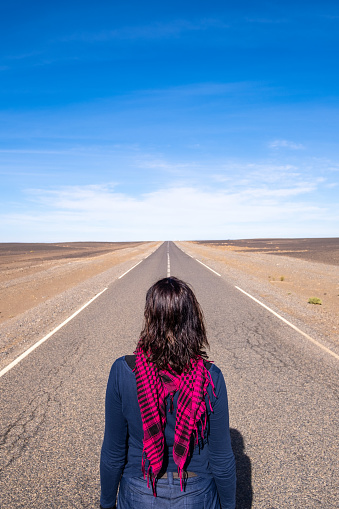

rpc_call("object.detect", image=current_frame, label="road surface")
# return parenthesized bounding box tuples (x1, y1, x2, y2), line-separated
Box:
(0, 242, 338, 508)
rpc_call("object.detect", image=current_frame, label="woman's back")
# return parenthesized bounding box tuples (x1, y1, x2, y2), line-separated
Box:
(100, 278, 236, 509)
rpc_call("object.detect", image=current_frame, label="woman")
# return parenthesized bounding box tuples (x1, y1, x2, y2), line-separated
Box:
(100, 277, 236, 508)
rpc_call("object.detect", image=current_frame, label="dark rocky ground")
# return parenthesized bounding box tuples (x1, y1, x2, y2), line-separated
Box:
(0, 242, 146, 268)
(194, 238, 339, 266)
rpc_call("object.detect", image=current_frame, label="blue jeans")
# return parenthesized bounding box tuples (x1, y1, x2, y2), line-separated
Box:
(117, 472, 221, 508)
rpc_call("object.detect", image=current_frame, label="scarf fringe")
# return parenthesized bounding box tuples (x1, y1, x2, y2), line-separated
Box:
(179, 466, 183, 491)
(206, 368, 216, 397)
(141, 449, 146, 479)
(142, 448, 158, 496)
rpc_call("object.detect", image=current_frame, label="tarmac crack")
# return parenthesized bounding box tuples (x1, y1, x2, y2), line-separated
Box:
(0, 344, 82, 475)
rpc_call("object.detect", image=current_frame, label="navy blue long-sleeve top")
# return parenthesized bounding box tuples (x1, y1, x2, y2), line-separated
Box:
(100, 356, 236, 508)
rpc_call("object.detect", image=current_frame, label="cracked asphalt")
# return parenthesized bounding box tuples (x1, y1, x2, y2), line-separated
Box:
(0, 242, 338, 508)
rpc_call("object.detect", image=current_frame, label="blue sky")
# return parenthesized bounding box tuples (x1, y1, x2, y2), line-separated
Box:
(1, 0, 338, 241)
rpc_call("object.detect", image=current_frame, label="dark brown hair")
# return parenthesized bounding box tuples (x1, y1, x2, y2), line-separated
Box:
(137, 277, 209, 373)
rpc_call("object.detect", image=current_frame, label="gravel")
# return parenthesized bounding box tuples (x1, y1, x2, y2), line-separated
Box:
(176, 241, 339, 356)
(0, 244, 159, 371)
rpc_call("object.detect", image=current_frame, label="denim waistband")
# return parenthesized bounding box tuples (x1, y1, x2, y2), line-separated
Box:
(158, 471, 196, 479)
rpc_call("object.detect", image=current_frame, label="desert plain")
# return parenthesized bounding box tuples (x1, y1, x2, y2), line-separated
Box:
(0, 238, 338, 370)
(180, 238, 339, 347)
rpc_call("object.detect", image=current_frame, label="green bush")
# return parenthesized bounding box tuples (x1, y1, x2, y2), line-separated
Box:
(308, 297, 322, 305)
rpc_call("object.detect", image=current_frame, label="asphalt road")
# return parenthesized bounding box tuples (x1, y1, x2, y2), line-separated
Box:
(0, 242, 338, 508)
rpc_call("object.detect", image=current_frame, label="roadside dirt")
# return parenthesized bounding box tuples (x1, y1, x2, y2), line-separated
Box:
(0, 242, 157, 323)
(177, 239, 339, 346)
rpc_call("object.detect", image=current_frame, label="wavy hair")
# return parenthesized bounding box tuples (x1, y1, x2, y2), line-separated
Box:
(137, 277, 209, 373)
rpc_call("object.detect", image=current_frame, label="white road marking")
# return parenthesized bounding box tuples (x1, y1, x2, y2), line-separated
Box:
(178, 248, 193, 258)
(118, 260, 143, 279)
(184, 251, 194, 258)
(235, 286, 339, 361)
(167, 251, 170, 277)
(0, 288, 108, 379)
(172, 243, 193, 258)
(195, 259, 221, 277)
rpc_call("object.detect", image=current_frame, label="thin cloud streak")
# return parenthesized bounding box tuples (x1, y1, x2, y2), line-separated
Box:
(245, 18, 287, 24)
(62, 18, 229, 43)
(269, 139, 305, 150)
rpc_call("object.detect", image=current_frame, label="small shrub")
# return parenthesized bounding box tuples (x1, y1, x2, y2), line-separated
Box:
(280, 276, 285, 281)
(308, 297, 322, 305)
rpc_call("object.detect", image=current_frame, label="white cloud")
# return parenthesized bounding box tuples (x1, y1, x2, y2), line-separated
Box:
(269, 139, 305, 150)
(212, 163, 301, 185)
(1, 151, 338, 241)
(135, 156, 194, 172)
(1, 182, 335, 242)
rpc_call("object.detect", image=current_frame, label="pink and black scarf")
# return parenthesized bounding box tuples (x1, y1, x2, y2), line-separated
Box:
(134, 349, 215, 492)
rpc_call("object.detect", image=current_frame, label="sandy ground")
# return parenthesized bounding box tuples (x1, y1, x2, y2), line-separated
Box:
(0, 241, 161, 369)
(177, 239, 339, 347)
(0, 242, 153, 323)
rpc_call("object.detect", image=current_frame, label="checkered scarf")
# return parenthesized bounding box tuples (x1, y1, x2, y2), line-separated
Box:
(134, 349, 215, 492)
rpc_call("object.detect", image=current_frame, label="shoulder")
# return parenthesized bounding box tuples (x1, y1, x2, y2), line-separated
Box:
(109, 355, 135, 378)
(207, 363, 228, 397)
(208, 363, 222, 376)
(106, 356, 136, 397)
(124, 354, 136, 370)
(203, 359, 222, 377)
